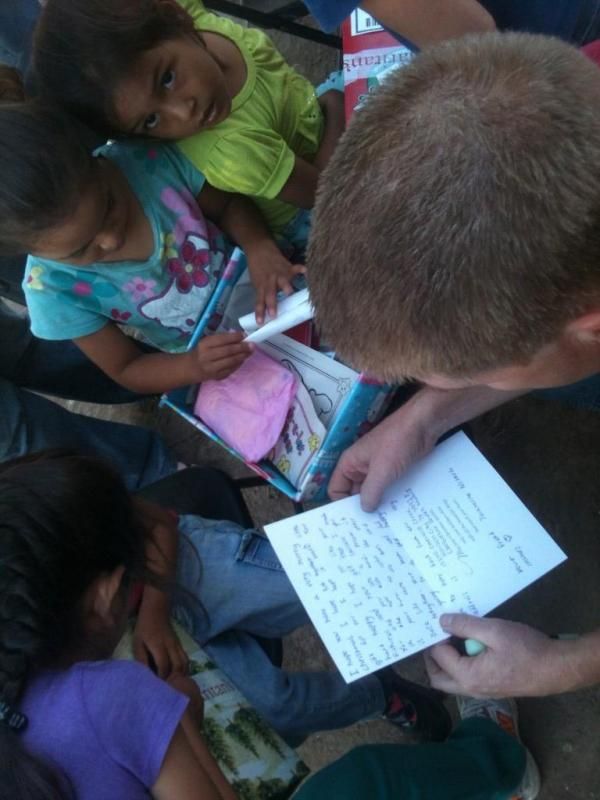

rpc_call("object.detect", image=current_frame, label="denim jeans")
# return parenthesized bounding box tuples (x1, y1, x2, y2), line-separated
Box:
(173, 514, 384, 744)
(1, 303, 176, 490)
(571, 0, 600, 44)
(0, 0, 40, 73)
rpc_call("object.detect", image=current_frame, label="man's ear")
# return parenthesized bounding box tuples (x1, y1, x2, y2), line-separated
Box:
(565, 308, 600, 342)
(84, 565, 127, 630)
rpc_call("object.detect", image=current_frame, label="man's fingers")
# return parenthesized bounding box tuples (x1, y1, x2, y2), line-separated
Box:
(328, 453, 363, 500)
(359, 458, 397, 511)
(424, 649, 462, 694)
(427, 641, 465, 676)
(439, 613, 494, 642)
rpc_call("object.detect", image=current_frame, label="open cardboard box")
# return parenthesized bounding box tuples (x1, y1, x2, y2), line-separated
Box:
(161, 248, 398, 502)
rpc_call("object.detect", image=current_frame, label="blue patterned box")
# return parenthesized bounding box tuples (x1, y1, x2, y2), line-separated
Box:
(161, 247, 397, 502)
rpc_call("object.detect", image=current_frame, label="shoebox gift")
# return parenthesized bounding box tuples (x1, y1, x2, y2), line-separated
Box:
(161, 249, 397, 502)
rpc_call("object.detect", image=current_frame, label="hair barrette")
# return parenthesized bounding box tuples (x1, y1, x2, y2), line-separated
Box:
(0, 700, 28, 732)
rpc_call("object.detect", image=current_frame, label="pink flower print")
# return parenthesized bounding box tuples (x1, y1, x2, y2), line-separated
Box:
(111, 308, 132, 322)
(123, 276, 157, 302)
(167, 239, 210, 293)
(72, 280, 94, 297)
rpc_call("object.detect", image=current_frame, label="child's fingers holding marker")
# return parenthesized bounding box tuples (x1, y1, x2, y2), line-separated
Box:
(209, 352, 252, 380)
(194, 332, 253, 381)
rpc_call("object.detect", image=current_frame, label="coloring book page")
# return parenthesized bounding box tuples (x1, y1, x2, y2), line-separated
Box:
(258, 334, 358, 428)
(265, 432, 566, 682)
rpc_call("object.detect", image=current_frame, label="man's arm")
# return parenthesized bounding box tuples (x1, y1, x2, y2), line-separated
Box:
(328, 384, 524, 510)
(360, 0, 495, 46)
(425, 614, 600, 696)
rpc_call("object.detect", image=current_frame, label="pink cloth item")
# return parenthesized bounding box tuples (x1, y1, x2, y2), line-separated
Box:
(194, 349, 298, 462)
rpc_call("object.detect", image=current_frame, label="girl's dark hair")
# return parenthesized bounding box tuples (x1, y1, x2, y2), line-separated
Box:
(0, 98, 94, 256)
(33, 0, 198, 137)
(0, 452, 147, 800)
(0, 66, 26, 103)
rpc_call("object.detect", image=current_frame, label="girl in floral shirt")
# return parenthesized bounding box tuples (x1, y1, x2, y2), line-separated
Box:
(13, 101, 303, 394)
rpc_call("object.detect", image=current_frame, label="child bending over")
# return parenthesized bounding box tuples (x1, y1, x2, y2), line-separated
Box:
(33, 0, 345, 251)
(0, 452, 451, 800)
(0, 96, 305, 393)
(0, 453, 235, 800)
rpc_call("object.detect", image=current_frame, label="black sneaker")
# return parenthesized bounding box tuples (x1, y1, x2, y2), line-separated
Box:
(377, 667, 452, 742)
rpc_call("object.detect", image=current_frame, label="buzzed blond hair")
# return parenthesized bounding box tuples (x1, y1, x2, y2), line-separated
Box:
(307, 33, 600, 380)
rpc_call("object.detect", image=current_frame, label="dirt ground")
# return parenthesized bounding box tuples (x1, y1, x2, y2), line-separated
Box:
(60, 12, 600, 799)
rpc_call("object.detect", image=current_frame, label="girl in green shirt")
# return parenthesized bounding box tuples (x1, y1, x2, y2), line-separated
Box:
(33, 0, 345, 251)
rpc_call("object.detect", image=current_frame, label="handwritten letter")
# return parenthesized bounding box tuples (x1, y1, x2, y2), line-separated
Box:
(265, 433, 566, 682)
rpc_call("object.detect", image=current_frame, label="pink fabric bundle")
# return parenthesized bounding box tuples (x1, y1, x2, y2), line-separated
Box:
(194, 349, 298, 462)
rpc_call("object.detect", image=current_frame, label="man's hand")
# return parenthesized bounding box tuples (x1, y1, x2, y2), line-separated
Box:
(246, 244, 306, 325)
(425, 614, 576, 697)
(328, 393, 438, 510)
(328, 384, 524, 511)
(193, 332, 253, 381)
(133, 610, 189, 679)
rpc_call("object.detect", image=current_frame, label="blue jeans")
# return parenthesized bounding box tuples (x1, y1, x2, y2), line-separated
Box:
(1, 305, 176, 490)
(173, 515, 385, 744)
(0, 379, 175, 491)
(0, 0, 39, 73)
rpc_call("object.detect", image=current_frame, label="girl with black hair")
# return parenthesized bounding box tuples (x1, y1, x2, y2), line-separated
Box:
(0, 452, 234, 799)
(0, 452, 452, 799)
(32, 0, 345, 257)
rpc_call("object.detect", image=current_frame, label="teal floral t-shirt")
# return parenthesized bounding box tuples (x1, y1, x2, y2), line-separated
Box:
(23, 142, 231, 352)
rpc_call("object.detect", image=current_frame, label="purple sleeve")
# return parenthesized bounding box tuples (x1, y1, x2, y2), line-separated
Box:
(303, 0, 359, 31)
(79, 661, 189, 788)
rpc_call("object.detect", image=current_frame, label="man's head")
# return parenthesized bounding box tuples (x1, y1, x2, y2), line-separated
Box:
(307, 33, 600, 390)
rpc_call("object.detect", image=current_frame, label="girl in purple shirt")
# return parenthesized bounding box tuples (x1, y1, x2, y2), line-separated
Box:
(0, 453, 234, 800)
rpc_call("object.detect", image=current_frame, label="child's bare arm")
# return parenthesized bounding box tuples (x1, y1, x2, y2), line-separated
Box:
(313, 90, 345, 171)
(274, 97, 346, 208)
(198, 184, 305, 323)
(151, 722, 236, 800)
(360, 0, 495, 46)
(163, 676, 238, 800)
(74, 324, 252, 393)
(277, 156, 320, 210)
(131, 498, 187, 679)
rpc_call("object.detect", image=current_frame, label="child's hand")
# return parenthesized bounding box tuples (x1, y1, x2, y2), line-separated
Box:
(133, 613, 189, 679)
(168, 674, 205, 726)
(247, 247, 306, 325)
(193, 332, 253, 381)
